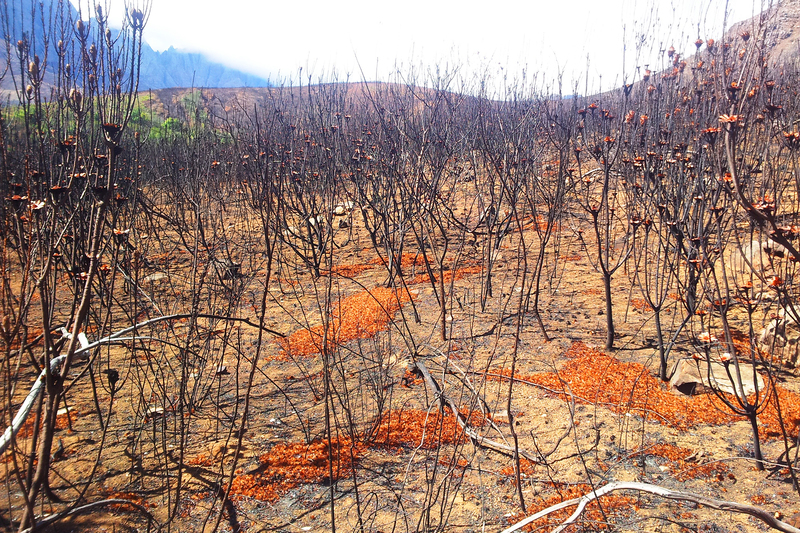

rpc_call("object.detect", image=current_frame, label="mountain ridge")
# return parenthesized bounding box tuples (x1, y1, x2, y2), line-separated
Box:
(0, 0, 271, 91)
(138, 44, 270, 89)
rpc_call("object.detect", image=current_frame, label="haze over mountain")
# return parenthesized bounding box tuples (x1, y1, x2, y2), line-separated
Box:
(1, 0, 270, 91)
(6, 0, 800, 96)
(137, 45, 269, 89)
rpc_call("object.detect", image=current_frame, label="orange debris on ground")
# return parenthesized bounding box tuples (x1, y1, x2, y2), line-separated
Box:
(229, 407, 487, 502)
(369, 253, 483, 285)
(6, 326, 44, 350)
(186, 453, 214, 467)
(629, 442, 729, 481)
(500, 458, 537, 480)
(630, 298, 653, 312)
(407, 265, 483, 286)
(496, 342, 800, 437)
(17, 411, 73, 438)
(321, 264, 373, 277)
(533, 214, 560, 232)
(277, 287, 410, 359)
(509, 483, 637, 531)
(371, 408, 486, 450)
(104, 490, 156, 509)
(229, 438, 362, 502)
(369, 253, 428, 269)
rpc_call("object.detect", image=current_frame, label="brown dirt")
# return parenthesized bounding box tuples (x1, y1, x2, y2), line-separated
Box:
(3, 191, 800, 533)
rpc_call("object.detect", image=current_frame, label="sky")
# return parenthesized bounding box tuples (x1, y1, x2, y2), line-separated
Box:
(68, 0, 766, 92)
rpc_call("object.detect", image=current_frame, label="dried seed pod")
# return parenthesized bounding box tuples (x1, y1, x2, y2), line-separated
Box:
(28, 60, 38, 79)
(130, 9, 144, 28)
(70, 88, 82, 107)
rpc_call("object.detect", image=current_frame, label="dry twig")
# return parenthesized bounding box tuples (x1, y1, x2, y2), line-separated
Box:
(501, 481, 800, 533)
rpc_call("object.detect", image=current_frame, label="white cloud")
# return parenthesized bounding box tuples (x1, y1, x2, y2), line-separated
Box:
(69, 0, 765, 88)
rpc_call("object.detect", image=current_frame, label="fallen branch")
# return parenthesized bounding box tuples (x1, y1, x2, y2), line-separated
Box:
(0, 331, 88, 455)
(0, 313, 283, 455)
(415, 360, 540, 463)
(19, 498, 161, 533)
(500, 481, 800, 533)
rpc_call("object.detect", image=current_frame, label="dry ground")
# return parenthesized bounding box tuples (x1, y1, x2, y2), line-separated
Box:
(3, 190, 800, 533)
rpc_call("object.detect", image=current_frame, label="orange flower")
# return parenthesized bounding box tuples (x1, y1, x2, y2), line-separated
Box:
(719, 114, 741, 123)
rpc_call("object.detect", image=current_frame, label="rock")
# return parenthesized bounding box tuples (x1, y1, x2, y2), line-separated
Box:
(491, 410, 510, 424)
(739, 238, 786, 268)
(282, 225, 299, 239)
(210, 442, 227, 458)
(758, 312, 800, 369)
(765, 238, 788, 259)
(145, 406, 165, 420)
(670, 357, 765, 397)
(308, 214, 325, 227)
(142, 272, 168, 284)
(333, 205, 347, 216)
(212, 258, 241, 280)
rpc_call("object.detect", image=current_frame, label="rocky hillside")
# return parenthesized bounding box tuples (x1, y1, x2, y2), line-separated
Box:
(731, 0, 800, 63)
(138, 45, 269, 90)
(0, 0, 270, 91)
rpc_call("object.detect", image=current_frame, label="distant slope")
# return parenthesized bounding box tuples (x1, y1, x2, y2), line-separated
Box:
(138, 45, 270, 90)
(741, 0, 800, 60)
(137, 82, 463, 119)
